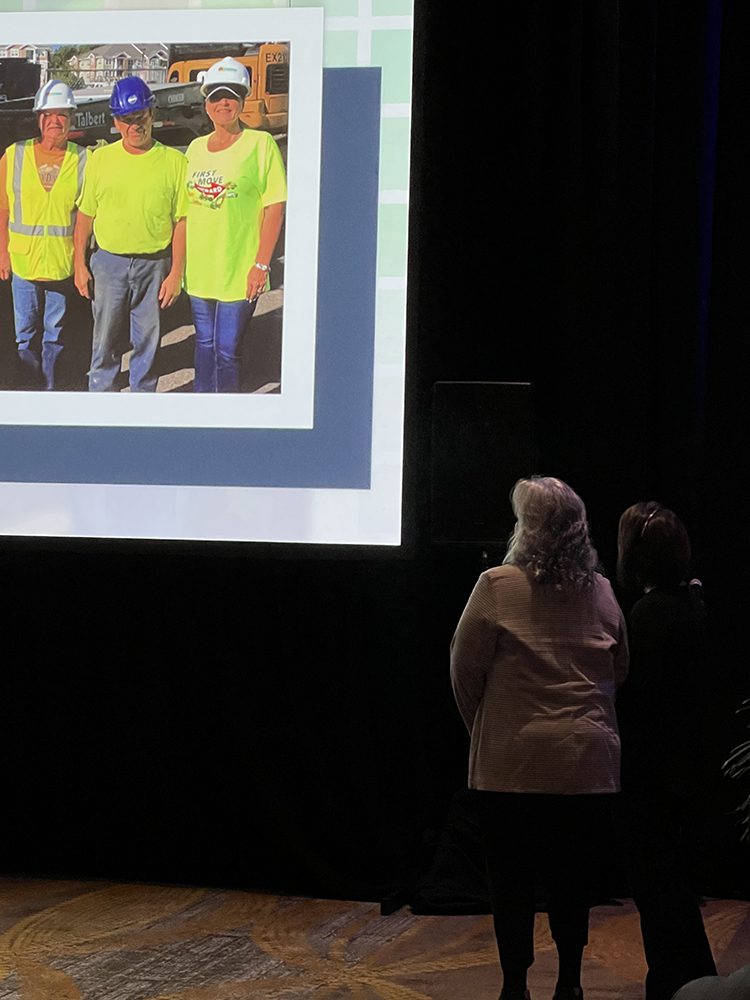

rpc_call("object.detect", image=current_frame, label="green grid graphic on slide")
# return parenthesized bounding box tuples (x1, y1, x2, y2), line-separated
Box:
(0, 0, 415, 366)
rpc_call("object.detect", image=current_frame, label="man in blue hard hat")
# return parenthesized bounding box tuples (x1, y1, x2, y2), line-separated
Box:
(73, 76, 186, 392)
(0, 79, 87, 389)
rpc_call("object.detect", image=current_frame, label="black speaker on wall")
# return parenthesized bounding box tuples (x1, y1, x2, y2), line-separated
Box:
(431, 382, 536, 545)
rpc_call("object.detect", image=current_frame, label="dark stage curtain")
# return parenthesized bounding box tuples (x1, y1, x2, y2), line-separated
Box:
(417, 1, 724, 552)
(404, 0, 747, 907)
(1, 1, 748, 904)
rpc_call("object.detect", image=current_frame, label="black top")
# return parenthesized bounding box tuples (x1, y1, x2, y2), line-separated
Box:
(617, 583, 719, 798)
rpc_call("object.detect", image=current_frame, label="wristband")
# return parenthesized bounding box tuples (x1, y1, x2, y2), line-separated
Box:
(253, 262, 270, 272)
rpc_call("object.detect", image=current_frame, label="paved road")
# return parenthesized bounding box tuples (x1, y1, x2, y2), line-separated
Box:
(0, 283, 283, 394)
(125, 288, 284, 394)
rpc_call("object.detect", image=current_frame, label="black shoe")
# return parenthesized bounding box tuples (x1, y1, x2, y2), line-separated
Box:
(552, 988, 583, 1000)
(499, 991, 531, 1000)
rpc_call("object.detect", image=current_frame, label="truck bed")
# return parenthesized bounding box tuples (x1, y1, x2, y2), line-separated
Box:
(0, 81, 209, 153)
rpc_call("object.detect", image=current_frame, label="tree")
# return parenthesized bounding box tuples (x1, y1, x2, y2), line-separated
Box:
(48, 45, 95, 89)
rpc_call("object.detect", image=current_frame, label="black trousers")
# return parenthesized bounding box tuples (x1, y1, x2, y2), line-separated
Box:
(617, 788, 717, 1000)
(472, 790, 613, 980)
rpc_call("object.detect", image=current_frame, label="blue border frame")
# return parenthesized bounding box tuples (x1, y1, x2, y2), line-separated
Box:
(0, 67, 380, 489)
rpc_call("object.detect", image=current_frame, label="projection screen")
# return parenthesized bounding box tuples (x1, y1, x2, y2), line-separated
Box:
(0, 0, 413, 545)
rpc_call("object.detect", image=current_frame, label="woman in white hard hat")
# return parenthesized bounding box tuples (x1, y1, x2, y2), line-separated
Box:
(182, 56, 287, 392)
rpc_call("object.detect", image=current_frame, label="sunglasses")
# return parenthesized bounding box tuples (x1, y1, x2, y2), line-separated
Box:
(116, 111, 152, 126)
(206, 89, 244, 103)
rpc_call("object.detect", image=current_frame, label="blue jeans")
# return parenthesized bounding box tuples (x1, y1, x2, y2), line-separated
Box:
(11, 273, 72, 390)
(189, 295, 257, 393)
(89, 248, 170, 392)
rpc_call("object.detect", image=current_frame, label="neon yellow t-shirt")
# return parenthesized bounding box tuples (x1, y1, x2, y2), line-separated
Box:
(77, 140, 186, 255)
(183, 129, 287, 302)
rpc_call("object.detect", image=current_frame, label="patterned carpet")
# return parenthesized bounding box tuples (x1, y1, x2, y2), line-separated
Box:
(0, 878, 747, 999)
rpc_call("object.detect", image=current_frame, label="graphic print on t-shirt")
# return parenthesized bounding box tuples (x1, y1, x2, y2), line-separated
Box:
(38, 162, 62, 192)
(187, 169, 237, 209)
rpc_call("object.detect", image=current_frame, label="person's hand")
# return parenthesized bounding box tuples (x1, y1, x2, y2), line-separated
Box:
(158, 270, 182, 310)
(0, 250, 10, 281)
(75, 263, 92, 299)
(245, 263, 268, 302)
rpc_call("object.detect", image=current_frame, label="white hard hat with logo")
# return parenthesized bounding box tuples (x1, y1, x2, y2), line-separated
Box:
(33, 79, 76, 113)
(200, 57, 250, 99)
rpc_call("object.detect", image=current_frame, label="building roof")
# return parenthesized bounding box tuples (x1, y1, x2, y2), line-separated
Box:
(1, 44, 50, 51)
(75, 43, 168, 61)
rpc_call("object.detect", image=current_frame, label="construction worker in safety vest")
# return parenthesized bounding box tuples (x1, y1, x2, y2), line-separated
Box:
(0, 79, 87, 390)
(73, 76, 186, 392)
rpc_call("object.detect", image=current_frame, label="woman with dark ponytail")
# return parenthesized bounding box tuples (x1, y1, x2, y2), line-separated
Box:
(616, 503, 719, 1000)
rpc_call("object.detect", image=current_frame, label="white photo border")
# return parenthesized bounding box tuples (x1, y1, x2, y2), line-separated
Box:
(0, 7, 323, 429)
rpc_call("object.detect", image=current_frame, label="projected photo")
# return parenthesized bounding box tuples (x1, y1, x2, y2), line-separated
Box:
(1, 40, 288, 397)
(0, 9, 321, 428)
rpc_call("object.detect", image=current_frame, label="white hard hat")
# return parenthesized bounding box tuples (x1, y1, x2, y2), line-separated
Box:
(34, 79, 76, 113)
(200, 57, 250, 98)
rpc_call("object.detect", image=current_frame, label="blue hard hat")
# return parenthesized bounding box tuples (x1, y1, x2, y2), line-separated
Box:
(109, 76, 156, 117)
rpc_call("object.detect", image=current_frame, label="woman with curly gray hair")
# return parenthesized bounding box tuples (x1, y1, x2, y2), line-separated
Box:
(451, 477, 629, 1000)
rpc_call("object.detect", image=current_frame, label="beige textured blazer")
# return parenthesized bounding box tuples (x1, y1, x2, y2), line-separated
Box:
(451, 564, 629, 795)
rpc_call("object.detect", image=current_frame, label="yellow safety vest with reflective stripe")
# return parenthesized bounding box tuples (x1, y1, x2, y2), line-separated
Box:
(5, 140, 87, 281)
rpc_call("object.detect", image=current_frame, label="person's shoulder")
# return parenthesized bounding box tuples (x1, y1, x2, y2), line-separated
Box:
(672, 963, 750, 999)
(185, 134, 206, 158)
(591, 572, 618, 600)
(484, 563, 524, 579)
(590, 573, 626, 616)
(482, 564, 528, 589)
(91, 139, 122, 160)
(83, 140, 117, 173)
(3, 138, 33, 161)
(628, 589, 683, 635)
(242, 127, 279, 152)
(243, 127, 272, 143)
(597, 570, 625, 593)
(155, 141, 186, 162)
(631, 588, 678, 615)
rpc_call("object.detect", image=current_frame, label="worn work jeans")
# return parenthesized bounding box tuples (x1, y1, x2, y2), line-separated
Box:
(89, 248, 170, 392)
(189, 295, 257, 393)
(11, 273, 73, 390)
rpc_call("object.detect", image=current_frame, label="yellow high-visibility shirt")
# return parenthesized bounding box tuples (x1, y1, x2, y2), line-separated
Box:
(5, 139, 87, 281)
(77, 139, 186, 255)
(183, 129, 287, 302)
